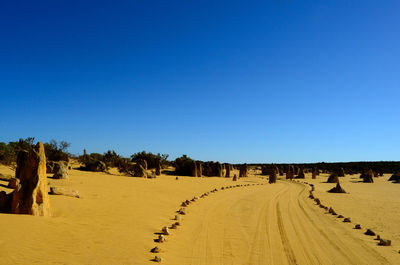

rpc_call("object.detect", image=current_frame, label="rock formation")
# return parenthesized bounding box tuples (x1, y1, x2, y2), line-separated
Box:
(378, 239, 391, 246)
(295, 168, 305, 179)
(225, 164, 231, 178)
(216, 162, 223, 177)
(327, 173, 339, 183)
(46, 161, 55, 174)
(239, 164, 247, 178)
(269, 171, 277, 184)
(11, 142, 50, 216)
(361, 169, 374, 183)
(196, 161, 202, 177)
(191, 160, 197, 177)
(151, 246, 161, 253)
(49, 187, 80, 198)
(286, 165, 294, 179)
(86, 160, 107, 172)
(388, 173, 400, 182)
(53, 161, 68, 179)
(328, 183, 346, 193)
(365, 229, 376, 236)
(155, 162, 161, 176)
(162, 226, 170, 235)
(312, 168, 319, 179)
(328, 207, 337, 215)
(261, 165, 267, 175)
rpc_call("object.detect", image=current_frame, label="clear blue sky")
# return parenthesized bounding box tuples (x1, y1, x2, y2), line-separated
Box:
(0, 1, 399, 163)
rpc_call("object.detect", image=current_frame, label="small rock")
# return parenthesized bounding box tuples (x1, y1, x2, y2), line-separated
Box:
(378, 239, 391, 246)
(175, 215, 181, 221)
(178, 208, 186, 215)
(158, 235, 165, 243)
(365, 229, 376, 236)
(171, 223, 177, 229)
(328, 207, 337, 215)
(174, 221, 180, 226)
(49, 187, 80, 198)
(175, 177, 179, 180)
(343, 217, 351, 223)
(154, 255, 162, 262)
(162, 226, 170, 235)
(337, 215, 344, 218)
(151, 246, 161, 253)
(355, 224, 361, 229)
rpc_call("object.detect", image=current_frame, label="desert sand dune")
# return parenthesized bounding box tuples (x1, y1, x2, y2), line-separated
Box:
(0, 166, 399, 264)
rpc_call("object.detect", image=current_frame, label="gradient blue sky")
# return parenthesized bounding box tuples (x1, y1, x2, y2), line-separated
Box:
(0, 1, 399, 163)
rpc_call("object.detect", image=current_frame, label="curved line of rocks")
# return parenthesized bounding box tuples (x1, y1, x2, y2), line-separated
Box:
(303, 181, 393, 249)
(149, 181, 267, 263)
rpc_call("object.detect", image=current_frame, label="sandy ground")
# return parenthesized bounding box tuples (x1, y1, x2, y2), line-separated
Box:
(0, 165, 399, 264)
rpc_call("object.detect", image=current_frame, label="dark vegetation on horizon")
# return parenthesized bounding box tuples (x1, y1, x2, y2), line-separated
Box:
(1, 138, 399, 174)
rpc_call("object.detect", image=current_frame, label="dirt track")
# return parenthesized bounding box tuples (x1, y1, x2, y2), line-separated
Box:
(163, 181, 390, 265)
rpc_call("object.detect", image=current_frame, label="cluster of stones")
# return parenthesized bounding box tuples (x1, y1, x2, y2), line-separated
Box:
(307, 183, 392, 247)
(150, 181, 266, 262)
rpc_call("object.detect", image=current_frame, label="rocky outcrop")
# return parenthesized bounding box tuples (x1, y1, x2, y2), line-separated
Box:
(49, 187, 80, 198)
(295, 168, 305, 179)
(46, 161, 55, 174)
(11, 142, 51, 216)
(286, 165, 294, 179)
(312, 168, 319, 179)
(196, 161, 202, 177)
(191, 160, 197, 177)
(378, 239, 391, 246)
(361, 169, 374, 183)
(239, 164, 247, 178)
(233, 174, 238, 181)
(53, 161, 68, 179)
(388, 173, 400, 182)
(327, 173, 339, 183)
(225, 164, 231, 178)
(365, 229, 376, 236)
(328, 183, 346, 193)
(269, 171, 277, 184)
(216, 162, 223, 177)
(86, 160, 107, 172)
(155, 162, 161, 176)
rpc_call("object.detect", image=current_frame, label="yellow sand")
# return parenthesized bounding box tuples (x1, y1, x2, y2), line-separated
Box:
(0, 165, 399, 264)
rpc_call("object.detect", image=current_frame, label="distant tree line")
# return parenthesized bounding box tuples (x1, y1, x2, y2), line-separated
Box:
(2, 138, 399, 175)
(0, 137, 70, 165)
(248, 161, 400, 174)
